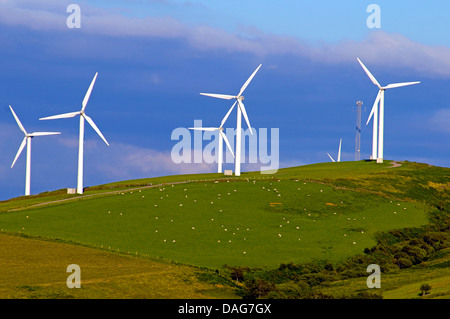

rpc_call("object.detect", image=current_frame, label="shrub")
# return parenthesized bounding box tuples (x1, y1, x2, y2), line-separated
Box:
(396, 257, 413, 269)
(241, 278, 276, 299)
(273, 281, 309, 299)
(401, 245, 427, 264)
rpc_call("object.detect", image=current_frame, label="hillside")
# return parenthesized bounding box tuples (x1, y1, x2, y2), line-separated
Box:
(0, 160, 448, 298)
(0, 232, 238, 299)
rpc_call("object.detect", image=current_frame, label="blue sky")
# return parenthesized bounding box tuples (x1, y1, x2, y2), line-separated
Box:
(0, 0, 449, 200)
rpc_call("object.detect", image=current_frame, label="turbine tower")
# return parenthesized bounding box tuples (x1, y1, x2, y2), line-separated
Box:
(9, 105, 60, 196)
(200, 64, 261, 176)
(355, 101, 363, 161)
(357, 58, 420, 163)
(189, 103, 235, 173)
(40, 72, 109, 194)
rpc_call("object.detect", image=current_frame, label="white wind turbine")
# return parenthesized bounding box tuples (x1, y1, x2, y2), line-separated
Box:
(9, 105, 60, 196)
(200, 64, 261, 176)
(40, 72, 109, 194)
(189, 104, 235, 173)
(327, 138, 342, 162)
(357, 58, 420, 163)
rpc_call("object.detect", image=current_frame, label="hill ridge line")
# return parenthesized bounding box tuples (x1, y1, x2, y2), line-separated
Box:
(5, 176, 269, 212)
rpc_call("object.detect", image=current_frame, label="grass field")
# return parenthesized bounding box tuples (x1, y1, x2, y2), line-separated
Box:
(0, 160, 448, 298)
(0, 163, 430, 268)
(0, 233, 238, 299)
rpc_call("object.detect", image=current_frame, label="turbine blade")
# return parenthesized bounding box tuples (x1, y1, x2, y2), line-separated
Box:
(200, 93, 235, 100)
(357, 58, 381, 88)
(238, 100, 253, 135)
(220, 130, 234, 158)
(327, 153, 335, 162)
(188, 127, 218, 131)
(220, 101, 237, 128)
(39, 111, 80, 120)
(82, 72, 98, 111)
(238, 64, 262, 97)
(83, 114, 109, 146)
(366, 91, 381, 125)
(11, 137, 27, 168)
(383, 81, 420, 89)
(28, 132, 61, 137)
(9, 105, 27, 135)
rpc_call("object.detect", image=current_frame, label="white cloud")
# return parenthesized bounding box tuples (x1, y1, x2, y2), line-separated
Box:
(320, 31, 450, 77)
(1, 0, 450, 81)
(93, 142, 215, 181)
(3, 1, 450, 77)
(56, 136, 101, 149)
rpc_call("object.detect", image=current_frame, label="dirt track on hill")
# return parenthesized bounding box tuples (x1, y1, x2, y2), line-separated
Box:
(6, 181, 190, 212)
(388, 161, 403, 168)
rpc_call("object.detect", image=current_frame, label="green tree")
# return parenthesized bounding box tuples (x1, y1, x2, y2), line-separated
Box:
(229, 267, 245, 282)
(420, 283, 431, 297)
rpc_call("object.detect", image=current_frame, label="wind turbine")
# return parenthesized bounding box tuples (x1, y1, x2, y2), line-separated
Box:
(189, 103, 235, 173)
(327, 138, 342, 162)
(39, 72, 109, 194)
(200, 64, 261, 176)
(357, 58, 420, 163)
(9, 105, 60, 196)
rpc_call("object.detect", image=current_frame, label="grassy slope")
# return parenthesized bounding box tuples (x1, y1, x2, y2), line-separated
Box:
(0, 160, 448, 298)
(0, 233, 238, 299)
(0, 161, 432, 269)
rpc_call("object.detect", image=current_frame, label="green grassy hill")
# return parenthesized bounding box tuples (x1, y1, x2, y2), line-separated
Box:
(0, 160, 448, 299)
(0, 233, 238, 299)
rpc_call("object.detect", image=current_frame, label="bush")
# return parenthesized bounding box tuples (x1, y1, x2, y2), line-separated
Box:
(340, 267, 366, 279)
(423, 232, 449, 250)
(396, 257, 413, 269)
(272, 281, 309, 299)
(401, 245, 427, 264)
(241, 278, 276, 299)
(305, 272, 340, 287)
